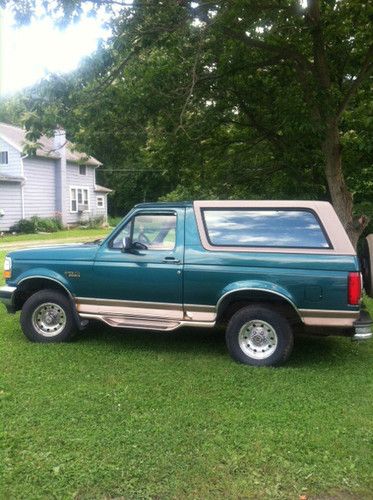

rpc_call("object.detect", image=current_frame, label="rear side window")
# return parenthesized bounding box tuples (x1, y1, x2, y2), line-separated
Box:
(202, 209, 330, 249)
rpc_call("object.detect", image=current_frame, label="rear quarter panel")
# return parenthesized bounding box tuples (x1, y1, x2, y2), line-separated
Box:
(183, 207, 359, 312)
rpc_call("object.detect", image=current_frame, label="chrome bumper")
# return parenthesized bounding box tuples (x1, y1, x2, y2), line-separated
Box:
(352, 309, 372, 341)
(0, 285, 17, 312)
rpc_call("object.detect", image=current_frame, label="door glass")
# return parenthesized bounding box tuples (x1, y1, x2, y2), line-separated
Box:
(133, 214, 176, 250)
(111, 220, 131, 249)
(111, 213, 176, 250)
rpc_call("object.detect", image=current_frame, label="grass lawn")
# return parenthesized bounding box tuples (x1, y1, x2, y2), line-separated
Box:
(0, 227, 112, 245)
(1, 250, 372, 499)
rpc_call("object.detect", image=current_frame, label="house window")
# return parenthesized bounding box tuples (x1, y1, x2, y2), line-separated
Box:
(0, 151, 9, 165)
(70, 188, 77, 212)
(97, 196, 104, 208)
(79, 165, 87, 175)
(70, 187, 89, 213)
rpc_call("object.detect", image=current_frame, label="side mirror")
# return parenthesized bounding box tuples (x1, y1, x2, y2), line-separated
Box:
(122, 236, 132, 252)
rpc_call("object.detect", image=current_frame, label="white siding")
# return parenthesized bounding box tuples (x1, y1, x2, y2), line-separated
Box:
(0, 138, 108, 227)
(23, 157, 57, 218)
(65, 162, 97, 224)
(93, 194, 108, 221)
(0, 182, 22, 231)
(0, 137, 22, 177)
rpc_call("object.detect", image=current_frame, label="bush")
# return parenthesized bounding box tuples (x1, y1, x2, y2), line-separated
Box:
(35, 216, 63, 233)
(108, 216, 122, 227)
(10, 218, 36, 234)
(10, 216, 63, 234)
(78, 216, 106, 229)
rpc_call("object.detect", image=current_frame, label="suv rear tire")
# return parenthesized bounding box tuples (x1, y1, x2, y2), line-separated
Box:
(20, 289, 77, 342)
(226, 305, 294, 366)
(360, 234, 373, 297)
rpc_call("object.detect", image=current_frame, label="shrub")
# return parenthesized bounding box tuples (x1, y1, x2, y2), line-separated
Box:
(108, 216, 122, 227)
(79, 216, 106, 229)
(34, 216, 63, 233)
(10, 216, 63, 234)
(10, 218, 36, 234)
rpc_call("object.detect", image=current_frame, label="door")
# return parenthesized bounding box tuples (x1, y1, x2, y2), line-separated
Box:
(80, 208, 185, 320)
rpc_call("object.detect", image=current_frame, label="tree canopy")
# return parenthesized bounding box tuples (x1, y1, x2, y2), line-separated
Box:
(1, 0, 372, 245)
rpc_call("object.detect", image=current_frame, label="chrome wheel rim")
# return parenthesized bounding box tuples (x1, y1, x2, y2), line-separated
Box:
(238, 319, 278, 360)
(32, 302, 67, 337)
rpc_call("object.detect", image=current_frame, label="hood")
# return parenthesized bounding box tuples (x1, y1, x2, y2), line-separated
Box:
(9, 242, 101, 261)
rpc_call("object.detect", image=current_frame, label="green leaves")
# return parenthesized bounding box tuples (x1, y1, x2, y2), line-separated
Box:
(1, 0, 372, 224)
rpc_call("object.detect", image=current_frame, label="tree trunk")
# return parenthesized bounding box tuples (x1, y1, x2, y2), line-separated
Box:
(322, 120, 363, 248)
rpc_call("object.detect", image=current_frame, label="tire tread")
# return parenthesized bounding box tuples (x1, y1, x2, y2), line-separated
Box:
(20, 289, 76, 343)
(226, 304, 294, 366)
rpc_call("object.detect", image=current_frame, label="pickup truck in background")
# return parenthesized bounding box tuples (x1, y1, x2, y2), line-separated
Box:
(1, 200, 372, 366)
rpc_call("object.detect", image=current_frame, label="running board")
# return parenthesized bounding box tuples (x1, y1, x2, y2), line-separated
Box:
(80, 313, 215, 331)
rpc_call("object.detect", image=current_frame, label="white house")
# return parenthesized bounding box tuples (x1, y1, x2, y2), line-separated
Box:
(0, 122, 112, 231)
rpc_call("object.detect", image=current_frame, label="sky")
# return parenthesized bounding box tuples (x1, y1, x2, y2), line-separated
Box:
(0, 7, 111, 96)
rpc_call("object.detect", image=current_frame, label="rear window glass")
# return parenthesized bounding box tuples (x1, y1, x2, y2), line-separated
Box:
(202, 209, 330, 249)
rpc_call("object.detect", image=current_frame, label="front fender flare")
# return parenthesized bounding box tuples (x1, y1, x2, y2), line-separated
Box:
(16, 267, 73, 295)
(13, 269, 86, 330)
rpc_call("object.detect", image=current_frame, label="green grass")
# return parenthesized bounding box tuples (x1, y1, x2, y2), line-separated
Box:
(0, 228, 112, 245)
(1, 251, 373, 499)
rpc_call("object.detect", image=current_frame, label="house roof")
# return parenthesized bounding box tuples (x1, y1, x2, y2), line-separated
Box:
(95, 184, 113, 193)
(0, 122, 102, 166)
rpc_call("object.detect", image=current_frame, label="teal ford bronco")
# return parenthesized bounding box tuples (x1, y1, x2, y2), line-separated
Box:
(1, 200, 372, 366)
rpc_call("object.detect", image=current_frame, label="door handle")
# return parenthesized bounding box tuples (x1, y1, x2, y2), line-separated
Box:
(163, 256, 180, 264)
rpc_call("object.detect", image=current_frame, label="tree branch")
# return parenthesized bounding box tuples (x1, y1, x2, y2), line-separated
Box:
(232, 95, 286, 151)
(93, 48, 138, 96)
(225, 27, 315, 76)
(337, 43, 373, 117)
(176, 36, 203, 135)
(306, 0, 331, 90)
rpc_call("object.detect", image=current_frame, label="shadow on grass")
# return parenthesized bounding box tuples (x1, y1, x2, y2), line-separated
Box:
(77, 322, 227, 357)
(75, 322, 358, 367)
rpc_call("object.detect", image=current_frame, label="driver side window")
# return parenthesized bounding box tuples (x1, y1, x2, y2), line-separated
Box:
(111, 213, 177, 250)
(111, 220, 131, 249)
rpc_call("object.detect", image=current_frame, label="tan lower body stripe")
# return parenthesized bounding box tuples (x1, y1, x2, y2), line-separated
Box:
(299, 309, 359, 327)
(75, 298, 358, 329)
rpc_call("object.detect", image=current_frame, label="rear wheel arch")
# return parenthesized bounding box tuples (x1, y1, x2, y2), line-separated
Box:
(216, 288, 301, 325)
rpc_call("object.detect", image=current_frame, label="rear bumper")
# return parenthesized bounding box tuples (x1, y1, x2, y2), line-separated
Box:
(352, 309, 372, 341)
(0, 285, 17, 313)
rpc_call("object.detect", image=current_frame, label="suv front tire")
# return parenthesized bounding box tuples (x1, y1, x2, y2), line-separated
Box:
(20, 289, 77, 342)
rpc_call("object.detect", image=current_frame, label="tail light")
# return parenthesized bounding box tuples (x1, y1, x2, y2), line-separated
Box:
(348, 272, 361, 305)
